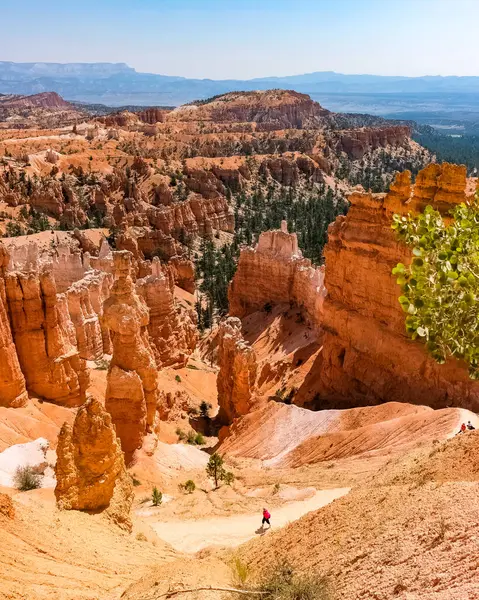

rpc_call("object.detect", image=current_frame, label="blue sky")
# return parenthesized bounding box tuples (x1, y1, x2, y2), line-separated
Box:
(2, 0, 478, 79)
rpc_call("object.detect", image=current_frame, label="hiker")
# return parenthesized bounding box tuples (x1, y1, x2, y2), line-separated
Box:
(458, 422, 467, 434)
(262, 507, 271, 529)
(467, 421, 476, 430)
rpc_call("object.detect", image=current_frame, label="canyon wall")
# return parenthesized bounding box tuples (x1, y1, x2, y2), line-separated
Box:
(217, 317, 258, 425)
(5, 269, 89, 406)
(319, 163, 479, 411)
(229, 221, 325, 330)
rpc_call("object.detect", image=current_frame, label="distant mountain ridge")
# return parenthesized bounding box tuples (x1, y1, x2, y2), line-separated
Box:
(2, 62, 479, 126)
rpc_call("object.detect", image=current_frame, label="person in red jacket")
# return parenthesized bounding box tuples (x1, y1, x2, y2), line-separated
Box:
(262, 508, 271, 529)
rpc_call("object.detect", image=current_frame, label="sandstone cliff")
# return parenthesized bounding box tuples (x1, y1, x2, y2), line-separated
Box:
(319, 163, 479, 410)
(217, 317, 258, 424)
(103, 251, 159, 460)
(55, 397, 133, 530)
(229, 221, 325, 330)
(5, 268, 88, 406)
(136, 258, 198, 368)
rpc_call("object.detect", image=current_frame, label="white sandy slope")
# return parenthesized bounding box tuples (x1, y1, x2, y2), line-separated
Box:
(0, 437, 55, 488)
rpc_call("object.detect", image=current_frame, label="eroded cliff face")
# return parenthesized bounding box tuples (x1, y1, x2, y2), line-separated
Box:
(229, 221, 325, 330)
(5, 268, 89, 406)
(136, 258, 198, 369)
(0, 245, 28, 408)
(319, 163, 479, 410)
(217, 317, 258, 424)
(55, 397, 133, 530)
(103, 251, 159, 460)
(336, 126, 411, 160)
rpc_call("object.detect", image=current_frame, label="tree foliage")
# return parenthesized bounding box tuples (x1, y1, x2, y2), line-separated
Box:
(392, 200, 479, 378)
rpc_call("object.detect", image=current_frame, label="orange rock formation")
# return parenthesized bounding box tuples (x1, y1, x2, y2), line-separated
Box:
(229, 221, 325, 330)
(136, 258, 198, 368)
(103, 251, 159, 459)
(217, 317, 258, 424)
(319, 163, 479, 410)
(55, 397, 133, 530)
(5, 268, 88, 406)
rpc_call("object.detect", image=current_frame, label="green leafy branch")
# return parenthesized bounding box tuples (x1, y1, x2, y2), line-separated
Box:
(392, 199, 479, 378)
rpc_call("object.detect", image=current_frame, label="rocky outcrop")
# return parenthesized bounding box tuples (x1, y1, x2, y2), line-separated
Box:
(336, 126, 411, 160)
(0, 242, 28, 408)
(217, 317, 258, 424)
(0, 279, 28, 408)
(168, 90, 330, 129)
(169, 256, 196, 293)
(103, 251, 158, 460)
(229, 221, 325, 329)
(67, 270, 112, 360)
(319, 163, 479, 410)
(136, 259, 198, 368)
(55, 398, 133, 531)
(5, 268, 88, 406)
(146, 195, 234, 237)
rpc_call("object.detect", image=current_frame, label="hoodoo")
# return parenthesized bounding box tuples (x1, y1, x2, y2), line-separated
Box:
(55, 397, 133, 530)
(217, 317, 258, 424)
(103, 251, 159, 459)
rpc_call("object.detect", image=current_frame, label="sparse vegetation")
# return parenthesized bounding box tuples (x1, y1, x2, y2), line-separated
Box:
(13, 466, 42, 491)
(183, 480, 196, 494)
(206, 453, 233, 488)
(175, 374, 182, 383)
(94, 358, 110, 370)
(152, 487, 163, 506)
(245, 561, 331, 600)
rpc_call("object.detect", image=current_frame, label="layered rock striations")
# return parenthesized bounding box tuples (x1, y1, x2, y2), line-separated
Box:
(136, 258, 198, 368)
(55, 397, 133, 530)
(217, 317, 258, 424)
(336, 125, 411, 160)
(5, 268, 88, 406)
(0, 244, 28, 408)
(103, 251, 158, 459)
(319, 163, 479, 410)
(229, 221, 325, 330)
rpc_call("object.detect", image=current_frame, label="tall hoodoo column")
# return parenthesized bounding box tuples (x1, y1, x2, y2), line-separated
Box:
(103, 251, 158, 460)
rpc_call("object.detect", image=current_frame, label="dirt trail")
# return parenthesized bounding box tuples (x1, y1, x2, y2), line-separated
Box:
(149, 487, 350, 553)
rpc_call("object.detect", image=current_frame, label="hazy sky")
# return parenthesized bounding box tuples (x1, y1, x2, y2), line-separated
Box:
(2, 0, 478, 79)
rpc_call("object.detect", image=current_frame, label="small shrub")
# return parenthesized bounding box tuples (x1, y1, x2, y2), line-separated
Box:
(224, 471, 235, 486)
(13, 466, 42, 491)
(131, 475, 141, 487)
(175, 374, 182, 383)
(184, 479, 196, 494)
(152, 487, 162, 506)
(264, 302, 273, 314)
(95, 358, 110, 370)
(186, 430, 197, 445)
(232, 556, 250, 587)
(136, 532, 147, 542)
(187, 364, 199, 370)
(176, 428, 186, 441)
(249, 561, 331, 600)
(199, 401, 212, 418)
(194, 432, 205, 445)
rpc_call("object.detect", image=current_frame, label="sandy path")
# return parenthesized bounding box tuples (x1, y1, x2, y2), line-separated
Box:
(150, 487, 350, 553)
